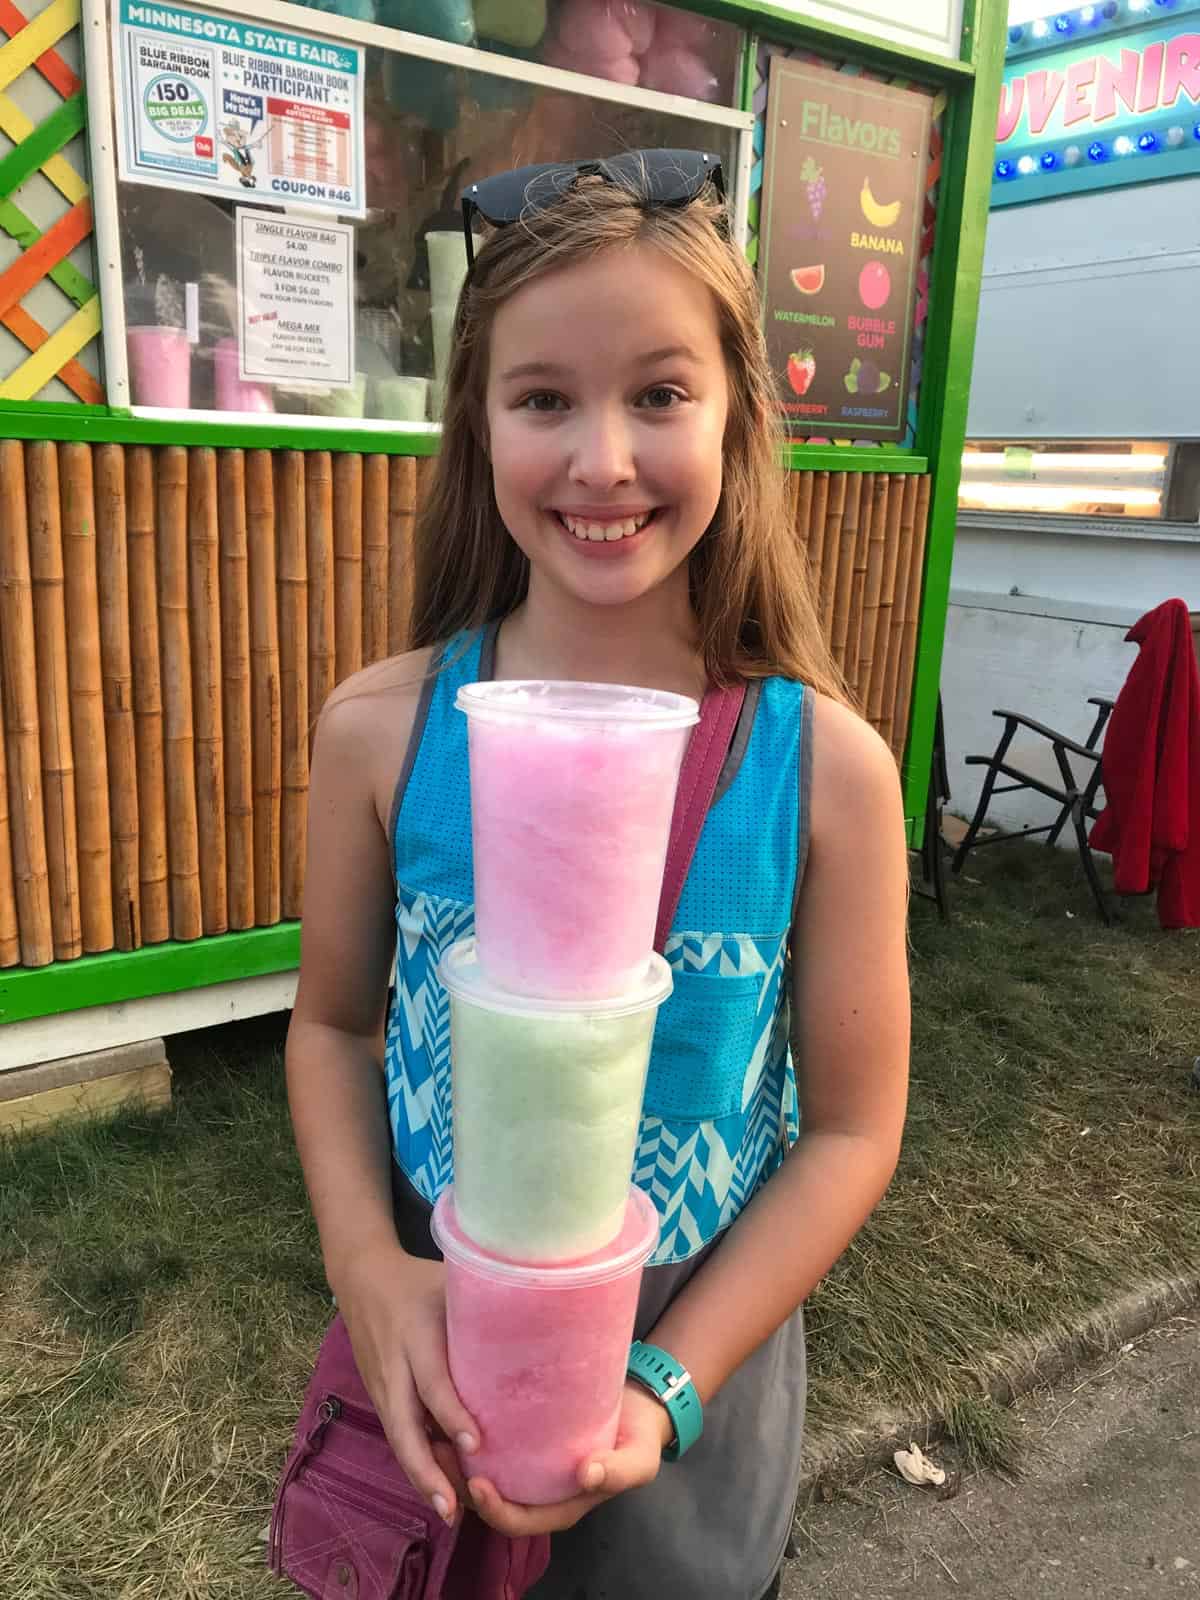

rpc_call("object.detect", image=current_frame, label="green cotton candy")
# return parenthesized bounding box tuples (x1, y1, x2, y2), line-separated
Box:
(291, 0, 375, 20)
(474, 0, 546, 48)
(383, 52, 459, 132)
(376, 0, 474, 43)
(471, 39, 537, 111)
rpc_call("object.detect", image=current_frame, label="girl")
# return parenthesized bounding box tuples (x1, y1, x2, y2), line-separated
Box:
(285, 149, 910, 1600)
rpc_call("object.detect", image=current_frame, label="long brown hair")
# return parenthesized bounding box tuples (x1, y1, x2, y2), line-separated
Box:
(410, 176, 846, 699)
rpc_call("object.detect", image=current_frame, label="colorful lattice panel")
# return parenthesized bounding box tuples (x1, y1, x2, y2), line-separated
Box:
(0, 0, 102, 404)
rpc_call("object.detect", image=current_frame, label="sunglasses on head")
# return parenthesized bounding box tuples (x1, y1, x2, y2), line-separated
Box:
(460, 149, 726, 268)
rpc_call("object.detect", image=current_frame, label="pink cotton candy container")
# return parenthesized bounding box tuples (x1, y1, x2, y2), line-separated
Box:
(457, 679, 698, 1000)
(433, 1185, 659, 1506)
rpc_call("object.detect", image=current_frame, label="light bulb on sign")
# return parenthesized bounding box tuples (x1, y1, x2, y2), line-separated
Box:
(1079, 3, 1096, 19)
(1137, 131, 1158, 151)
(1032, 17, 1050, 35)
(1064, 144, 1082, 165)
(1017, 155, 1037, 174)
(995, 159, 1015, 178)
(1167, 125, 1186, 146)
(1041, 150, 1058, 168)
(1113, 135, 1135, 155)
(1087, 140, 1107, 160)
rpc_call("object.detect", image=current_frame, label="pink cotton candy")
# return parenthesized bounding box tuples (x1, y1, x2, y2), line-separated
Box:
(618, 0, 656, 54)
(640, 45, 719, 100)
(598, 52, 640, 82)
(466, 710, 685, 998)
(436, 1187, 659, 1506)
(556, 0, 633, 59)
(543, 39, 639, 82)
(650, 4, 716, 51)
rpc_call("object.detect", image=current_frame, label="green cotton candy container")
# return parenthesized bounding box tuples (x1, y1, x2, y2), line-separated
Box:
(441, 939, 673, 1264)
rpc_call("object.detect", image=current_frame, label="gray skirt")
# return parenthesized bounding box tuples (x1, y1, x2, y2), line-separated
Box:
(392, 1163, 806, 1600)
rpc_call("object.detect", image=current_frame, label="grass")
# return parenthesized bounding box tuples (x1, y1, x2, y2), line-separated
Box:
(1, 844, 1198, 1594)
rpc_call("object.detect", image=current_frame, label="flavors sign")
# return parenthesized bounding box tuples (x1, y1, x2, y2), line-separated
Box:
(758, 58, 932, 443)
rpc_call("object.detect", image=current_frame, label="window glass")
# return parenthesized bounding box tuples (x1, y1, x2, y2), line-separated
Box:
(957, 441, 1200, 523)
(114, 23, 739, 425)
(366, 1, 741, 106)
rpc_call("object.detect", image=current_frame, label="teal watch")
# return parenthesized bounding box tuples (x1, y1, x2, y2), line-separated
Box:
(626, 1341, 703, 1461)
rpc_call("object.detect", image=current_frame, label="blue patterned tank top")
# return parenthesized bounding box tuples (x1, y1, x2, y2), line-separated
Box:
(383, 627, 811, 1266)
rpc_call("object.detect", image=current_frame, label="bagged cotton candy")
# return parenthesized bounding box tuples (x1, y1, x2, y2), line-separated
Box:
(641, 45, 718, 99)
(618, 0, 656, 53)
(556, 0, 633, 58)
(544, 38, 639, 83)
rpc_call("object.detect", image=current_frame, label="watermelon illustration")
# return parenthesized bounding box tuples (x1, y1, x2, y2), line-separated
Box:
(790, 265, 825, 295)
(787, 349, 816, 395)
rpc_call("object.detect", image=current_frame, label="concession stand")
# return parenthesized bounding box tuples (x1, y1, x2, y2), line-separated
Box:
(0, 0, 1004, 1089)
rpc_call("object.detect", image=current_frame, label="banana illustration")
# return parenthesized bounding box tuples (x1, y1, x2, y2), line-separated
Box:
(860, 177, 901, 229)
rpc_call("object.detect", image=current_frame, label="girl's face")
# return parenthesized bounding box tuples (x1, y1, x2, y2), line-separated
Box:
(485, 243, 729, 613)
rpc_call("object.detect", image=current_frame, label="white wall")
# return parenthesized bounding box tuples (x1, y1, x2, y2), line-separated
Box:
(967, 179, 1200, 442)
(942, 525, 1199, 832)
(943, 175, 1200, 836)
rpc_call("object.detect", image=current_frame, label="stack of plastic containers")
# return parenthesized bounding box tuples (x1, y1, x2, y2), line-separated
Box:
(431, 680, 699, 1504)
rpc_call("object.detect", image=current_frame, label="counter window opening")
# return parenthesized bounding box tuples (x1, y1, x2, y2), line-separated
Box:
(958, 439, 1200, 526)
(94, 0, 748, 430)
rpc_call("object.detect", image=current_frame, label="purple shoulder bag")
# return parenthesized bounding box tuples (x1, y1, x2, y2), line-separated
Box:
(268, 680, 745, 1600)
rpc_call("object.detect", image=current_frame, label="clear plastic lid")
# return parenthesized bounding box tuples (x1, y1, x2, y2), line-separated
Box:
(432, 1184, 659, 1288)
(456, 679, 700, 730)
(439, 939, 672, 1018)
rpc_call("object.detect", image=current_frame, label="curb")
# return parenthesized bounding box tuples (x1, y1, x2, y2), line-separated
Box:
(794, 1270, 1200, 1497)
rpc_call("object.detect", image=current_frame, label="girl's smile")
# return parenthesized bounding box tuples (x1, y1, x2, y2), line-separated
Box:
(485, 243, 729, 611)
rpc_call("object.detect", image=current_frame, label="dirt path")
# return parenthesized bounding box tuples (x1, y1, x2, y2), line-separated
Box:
(781, 1314, 1200, 1599)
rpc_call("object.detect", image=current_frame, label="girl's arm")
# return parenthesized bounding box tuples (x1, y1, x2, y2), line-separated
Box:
(287, 665, 479, 1524)
(642, 693, 911, 1404)
(469, 694, 910, 1533)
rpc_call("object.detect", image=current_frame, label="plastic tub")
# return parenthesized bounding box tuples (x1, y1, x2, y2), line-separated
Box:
(127, 326, 190, 407)
(456, 679, 699, 999)
(213, 337, 273, 413)
(432, 1183, 658, 1505)
(441, 938, 671, 1262)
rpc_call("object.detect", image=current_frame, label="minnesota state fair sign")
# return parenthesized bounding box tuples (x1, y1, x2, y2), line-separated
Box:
(993, 4, 1200, 206)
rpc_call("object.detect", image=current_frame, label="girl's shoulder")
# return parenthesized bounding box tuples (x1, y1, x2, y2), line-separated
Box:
(807, 690, 905, 844)
(315, 646, 439, 833)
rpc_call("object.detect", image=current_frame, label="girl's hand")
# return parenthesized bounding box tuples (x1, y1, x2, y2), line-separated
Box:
(466, 1382, 673, 1537)
(336, 1243, 481, 1525)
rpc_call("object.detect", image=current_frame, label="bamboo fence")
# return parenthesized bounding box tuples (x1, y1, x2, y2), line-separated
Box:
(0, 447, 931, 968)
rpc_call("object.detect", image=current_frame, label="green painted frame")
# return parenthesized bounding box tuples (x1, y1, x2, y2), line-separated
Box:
(0, 0, 1005, 1020)
(747, 0, 1006, 828)
(0, 924, 300, 1024)
(899, 0, 1006, 826)
(0, 400, 441, 455)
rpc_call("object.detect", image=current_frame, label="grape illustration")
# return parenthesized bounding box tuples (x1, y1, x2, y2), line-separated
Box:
(801, 157, 825, 222)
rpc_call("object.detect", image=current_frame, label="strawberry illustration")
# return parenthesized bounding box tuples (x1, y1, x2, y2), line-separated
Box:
(787, 348, 816, 396)
(801, 157, 826, 222)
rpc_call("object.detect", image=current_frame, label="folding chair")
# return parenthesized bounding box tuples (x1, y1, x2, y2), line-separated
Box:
(951, 695, 1114, 923)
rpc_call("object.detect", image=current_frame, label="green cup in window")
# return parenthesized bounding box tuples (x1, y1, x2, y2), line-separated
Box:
(308, 376, 367, 419)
